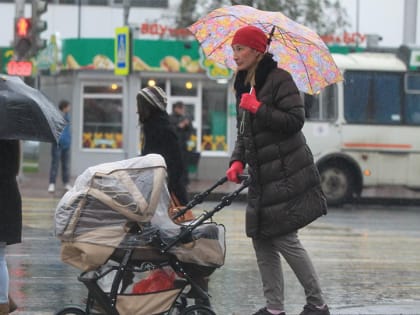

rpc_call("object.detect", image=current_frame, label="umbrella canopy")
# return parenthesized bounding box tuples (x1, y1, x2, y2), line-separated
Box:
(188, 5, 343, 94)
(0, 74, 67, 143)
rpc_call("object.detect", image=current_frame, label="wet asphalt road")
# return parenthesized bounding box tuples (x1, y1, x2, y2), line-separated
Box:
(6, 198, 420, 315)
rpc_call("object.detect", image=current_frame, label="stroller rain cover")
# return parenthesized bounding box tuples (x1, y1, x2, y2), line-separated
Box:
(55, 154, 226, 271)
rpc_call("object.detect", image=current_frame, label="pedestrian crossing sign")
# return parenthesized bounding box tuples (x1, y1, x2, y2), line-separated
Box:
(114, 26, 131, 75)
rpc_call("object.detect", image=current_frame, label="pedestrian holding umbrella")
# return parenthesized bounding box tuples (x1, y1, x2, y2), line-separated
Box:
(0, 75, 66, 143)
(0, 75, 66, 313)
(189, 5, 335, 315)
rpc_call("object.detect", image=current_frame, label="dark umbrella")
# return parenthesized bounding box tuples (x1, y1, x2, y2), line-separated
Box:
(0, 74, 66, 143)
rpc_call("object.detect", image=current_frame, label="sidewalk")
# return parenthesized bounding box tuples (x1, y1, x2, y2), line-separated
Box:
(18, 171, 247, 201)
(19, 171, 420, 205)
(15, 172, 420, 315)
(333, 303, 420, 315)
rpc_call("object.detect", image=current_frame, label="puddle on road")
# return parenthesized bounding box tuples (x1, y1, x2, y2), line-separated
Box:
(8, 200, 420, 314)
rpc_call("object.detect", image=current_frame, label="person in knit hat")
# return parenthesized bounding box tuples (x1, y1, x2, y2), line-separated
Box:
(231, 25, 268, 53)
(137, 86, 167, 122)
(226, 25, 330, 315)
(136, 86, 212, 308)
(136, 86, 188, 205)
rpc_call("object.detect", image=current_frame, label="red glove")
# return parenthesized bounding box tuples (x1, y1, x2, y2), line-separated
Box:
(240, 88, 261, 114)
(226, 161, 244, 183)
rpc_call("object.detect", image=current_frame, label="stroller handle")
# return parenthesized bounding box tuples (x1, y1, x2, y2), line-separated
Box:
(171, 176, 228, 221)
(237, 174, 250, 183)
(163, 175, 250, 253)
(171, 174, 250, 221)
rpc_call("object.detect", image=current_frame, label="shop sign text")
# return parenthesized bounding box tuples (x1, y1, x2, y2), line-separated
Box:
(140, 23, 190, 38)
(321, 32, 366, 45)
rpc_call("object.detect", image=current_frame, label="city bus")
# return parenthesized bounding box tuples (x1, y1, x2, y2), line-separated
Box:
(302, 45, 420, 206)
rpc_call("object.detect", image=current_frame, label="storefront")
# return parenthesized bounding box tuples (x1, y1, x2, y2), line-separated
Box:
(38, 38, 237, 180)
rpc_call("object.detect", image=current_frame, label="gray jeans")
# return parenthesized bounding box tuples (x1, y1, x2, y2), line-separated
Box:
(252, 231, 325, 310)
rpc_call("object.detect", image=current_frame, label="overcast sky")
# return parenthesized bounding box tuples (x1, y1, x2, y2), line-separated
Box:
(1, 1, 418, 48)
(339, 0, 419, 47)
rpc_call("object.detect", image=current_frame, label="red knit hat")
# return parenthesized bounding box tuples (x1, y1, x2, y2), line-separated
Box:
(231, 26, 268, 53)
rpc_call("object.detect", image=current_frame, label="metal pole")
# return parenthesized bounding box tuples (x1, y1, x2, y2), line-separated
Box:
(355, 0, 360, 48)
(403, 0, 418, 45)
(78, 0, 81, 38)
(15, 0, 25, 17)
(123, 0, 130, 26)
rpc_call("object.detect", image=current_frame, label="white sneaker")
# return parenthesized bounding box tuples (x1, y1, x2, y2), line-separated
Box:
(64, 183, 72, 191)
(48, 183, 55, 193)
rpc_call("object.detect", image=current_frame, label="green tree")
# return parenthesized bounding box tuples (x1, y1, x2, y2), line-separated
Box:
(176, 0, 350, 36)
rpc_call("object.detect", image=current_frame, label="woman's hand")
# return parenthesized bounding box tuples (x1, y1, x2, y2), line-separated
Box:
(240, 88, 261, 114)
(226, 161, 244, 183)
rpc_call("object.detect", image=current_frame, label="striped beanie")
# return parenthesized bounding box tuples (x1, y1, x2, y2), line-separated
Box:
(137, 86, 167, 111)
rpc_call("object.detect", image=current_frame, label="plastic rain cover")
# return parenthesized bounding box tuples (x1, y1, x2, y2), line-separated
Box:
(55, 154, 226, 270)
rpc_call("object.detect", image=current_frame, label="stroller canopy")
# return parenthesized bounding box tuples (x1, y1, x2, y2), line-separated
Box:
(55, 154, 226, 271)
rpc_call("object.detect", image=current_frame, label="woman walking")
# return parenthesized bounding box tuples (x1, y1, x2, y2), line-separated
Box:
(225, 25, 330, 315)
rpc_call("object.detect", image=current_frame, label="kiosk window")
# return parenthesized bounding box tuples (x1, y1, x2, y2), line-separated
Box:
(82, 84, 123, 149)
(171, 79, 197, 96)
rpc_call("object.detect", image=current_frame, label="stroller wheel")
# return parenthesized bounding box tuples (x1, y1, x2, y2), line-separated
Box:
(55, 306, 86, 315)
(180, 305, 216, 315)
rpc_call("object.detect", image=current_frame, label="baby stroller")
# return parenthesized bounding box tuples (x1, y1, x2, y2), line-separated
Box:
(54, 154, 249, 315)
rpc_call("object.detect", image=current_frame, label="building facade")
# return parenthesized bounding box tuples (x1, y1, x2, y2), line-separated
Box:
(1, 1, 241, 180)
(34, 37, 236, 180)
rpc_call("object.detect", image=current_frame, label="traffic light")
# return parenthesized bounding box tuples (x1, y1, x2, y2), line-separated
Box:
(31, 0, 48, 56)
(14, 17, 32, 60)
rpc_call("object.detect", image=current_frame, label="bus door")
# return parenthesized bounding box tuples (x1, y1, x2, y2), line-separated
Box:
(302, 84, 341, 159)
(404, 73, 420, 188)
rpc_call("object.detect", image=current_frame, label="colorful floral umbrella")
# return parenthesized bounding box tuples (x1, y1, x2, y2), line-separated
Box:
(188, 5, 343, 94)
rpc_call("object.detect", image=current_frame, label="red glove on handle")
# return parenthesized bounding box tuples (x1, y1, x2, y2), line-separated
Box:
(226, 161, 244, 183)
(240, 88, 261, 114)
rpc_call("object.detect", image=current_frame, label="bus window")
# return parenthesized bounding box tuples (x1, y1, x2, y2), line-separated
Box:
(304, 94, 319, 119)
(304, 84, 337, 121)
(344, 71, 403, 124)
(405, 73, 420, 92)
(405, 74, 420, 124)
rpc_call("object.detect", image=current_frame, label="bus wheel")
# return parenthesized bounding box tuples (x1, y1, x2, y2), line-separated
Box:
(319, 164, 354, 206)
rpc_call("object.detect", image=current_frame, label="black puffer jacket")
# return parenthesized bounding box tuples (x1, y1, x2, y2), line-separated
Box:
(231, 54, 327, 239)
(0, 140, 22, 245)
